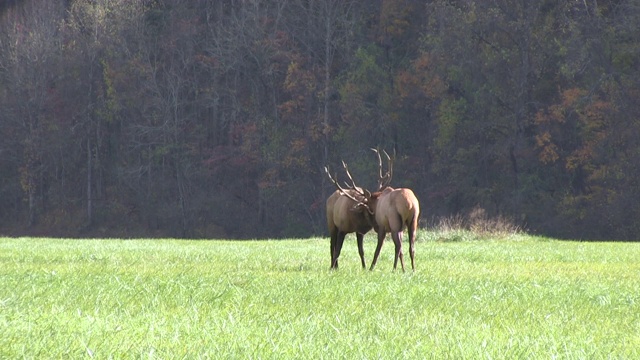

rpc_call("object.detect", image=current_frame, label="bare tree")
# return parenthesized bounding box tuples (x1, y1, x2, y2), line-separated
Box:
(0, 1, 66, 226)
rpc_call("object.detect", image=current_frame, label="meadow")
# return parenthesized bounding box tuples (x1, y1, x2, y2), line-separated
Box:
(1, 231, 639, 359)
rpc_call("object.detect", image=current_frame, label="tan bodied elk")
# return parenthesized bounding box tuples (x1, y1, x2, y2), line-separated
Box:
(335, 150, 420, 272)
(324, 161, 378, 269)
(366, 186, 420, 271)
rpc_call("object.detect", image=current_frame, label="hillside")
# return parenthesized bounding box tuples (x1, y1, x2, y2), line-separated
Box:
(1, 1, 639, 239)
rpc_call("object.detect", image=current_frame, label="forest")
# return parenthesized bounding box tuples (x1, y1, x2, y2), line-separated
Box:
(1, 0, 639, 240)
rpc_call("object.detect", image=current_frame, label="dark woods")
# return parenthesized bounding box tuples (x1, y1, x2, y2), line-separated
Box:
(1, 0, 639, 240)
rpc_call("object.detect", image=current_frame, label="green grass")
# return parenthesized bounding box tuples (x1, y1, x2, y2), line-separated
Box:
(1, 233, 639, 359)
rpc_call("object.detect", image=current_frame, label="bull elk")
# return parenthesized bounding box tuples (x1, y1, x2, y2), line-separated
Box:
(324, 162, 373, 269)
(366, 186, 420, 272)
(328, 149, 420, 272)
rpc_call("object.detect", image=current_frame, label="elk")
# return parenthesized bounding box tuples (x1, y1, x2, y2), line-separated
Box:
(328, 149, 420, 272)
(367, 186, 420, 272)
(324, 162, 373, 269)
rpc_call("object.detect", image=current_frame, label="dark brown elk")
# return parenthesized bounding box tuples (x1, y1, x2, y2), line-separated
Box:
(336, 150, 420, 272)
(324, 163, 373, 269)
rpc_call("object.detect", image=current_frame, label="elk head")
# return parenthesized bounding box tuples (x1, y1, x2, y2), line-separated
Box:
(324, 149, 394, 215)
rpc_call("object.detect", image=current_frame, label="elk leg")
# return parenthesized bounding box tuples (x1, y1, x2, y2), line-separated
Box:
(408, 219, 417, 271)
(392, 230, 405, 272)
(333, 232, 347, 269)
(330, 228, 338, 269)
(356, 232, 366, 269)
(369, 231, 386, 271)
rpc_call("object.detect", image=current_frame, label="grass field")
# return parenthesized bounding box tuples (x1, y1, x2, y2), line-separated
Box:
(1, 232, 639, 359)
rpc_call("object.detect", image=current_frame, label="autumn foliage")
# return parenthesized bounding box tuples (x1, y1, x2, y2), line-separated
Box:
(1, 0, 640, 240)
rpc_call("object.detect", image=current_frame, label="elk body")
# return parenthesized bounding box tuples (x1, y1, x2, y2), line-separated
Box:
(366, 187, 420, 272)
(326, 189, 372, 269)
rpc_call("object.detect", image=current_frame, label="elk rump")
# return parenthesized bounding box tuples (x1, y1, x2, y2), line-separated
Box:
(367, 187, 420, 272)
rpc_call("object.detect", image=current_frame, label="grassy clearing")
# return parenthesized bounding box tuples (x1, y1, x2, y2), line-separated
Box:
(1, 234, 639, 359)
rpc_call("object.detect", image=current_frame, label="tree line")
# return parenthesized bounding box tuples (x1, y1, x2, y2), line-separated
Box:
(1, 0, 639, 240)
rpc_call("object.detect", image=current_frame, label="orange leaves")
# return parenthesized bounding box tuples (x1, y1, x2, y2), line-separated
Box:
(560, 87, 586, 108)
(278, 99, 300, 119)
(535, 131, 560, 164)
(534, 87, 587, 126)
(282, 138, 309, 169)
(534, 86, 615, 176)
(395, 53, 445, 104)
(568, 97, 612, 171)
(283, 60, 316, 94)
(379, 0, 414, 41)
(581, 100, 611, 131)
(279, 59, 319, 124)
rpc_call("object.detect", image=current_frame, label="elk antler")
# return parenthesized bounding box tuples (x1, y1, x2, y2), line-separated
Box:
(324, 162, 371, 207)
(341, 161, 359, 190)
(372, 148, 393, 190)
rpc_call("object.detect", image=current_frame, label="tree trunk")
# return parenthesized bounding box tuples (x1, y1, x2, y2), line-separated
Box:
(87, 136, 93, 226)
(321, 13, 332, 209)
